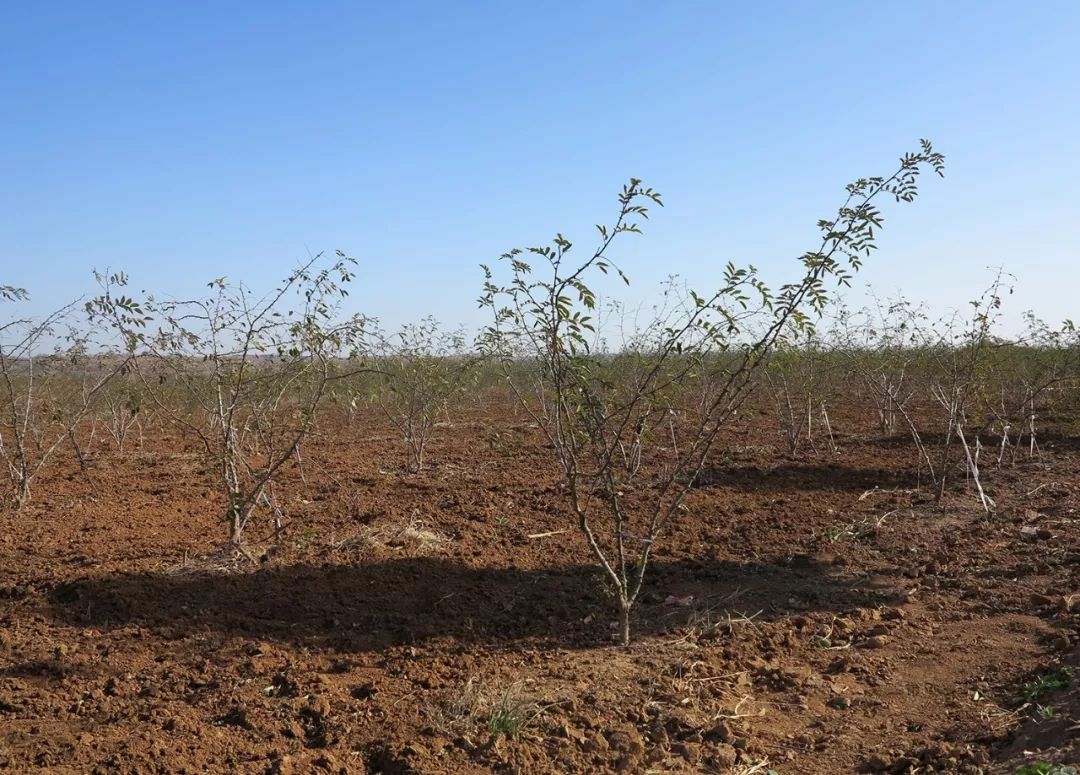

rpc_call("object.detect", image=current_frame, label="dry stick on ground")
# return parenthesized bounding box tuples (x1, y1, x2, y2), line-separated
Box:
(526, 529, 568, 539)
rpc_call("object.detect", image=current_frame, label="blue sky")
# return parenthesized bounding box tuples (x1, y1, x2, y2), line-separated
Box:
(2, 1, 1078, 334)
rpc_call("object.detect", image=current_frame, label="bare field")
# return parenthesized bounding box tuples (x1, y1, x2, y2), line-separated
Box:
(1, 399, 1077, 774)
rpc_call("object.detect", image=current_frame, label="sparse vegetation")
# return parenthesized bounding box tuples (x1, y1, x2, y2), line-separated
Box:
(1020, 667, 1072, 704)
(9, 143, 1080, 775)
(1013, 765, 1078, 775)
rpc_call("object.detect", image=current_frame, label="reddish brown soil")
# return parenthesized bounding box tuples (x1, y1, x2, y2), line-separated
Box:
(1, 400, 1078, 774)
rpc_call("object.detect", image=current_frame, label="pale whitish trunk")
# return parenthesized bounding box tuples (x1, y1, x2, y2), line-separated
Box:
(617, 599, 631, 647)
(1028, 393, 1037, 456)
(14, 468, 31, 508)
(820, 403, 837, 452)
(957, 423, 994, 513)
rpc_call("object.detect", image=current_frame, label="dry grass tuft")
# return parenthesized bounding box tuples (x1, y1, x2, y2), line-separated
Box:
(325, 512, 450, 556)
(427, 678, 548, 742)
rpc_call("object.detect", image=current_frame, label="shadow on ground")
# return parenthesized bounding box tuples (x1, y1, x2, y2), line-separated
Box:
(47, 555, 896, 652)
(695, 461, 915, 493)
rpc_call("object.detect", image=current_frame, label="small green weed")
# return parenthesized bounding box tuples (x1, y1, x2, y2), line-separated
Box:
(1020, 667, 1072, 703)
(1035, 704, 1058, 720)
(487, 684, 541, 739)
(821, 514, 885, 543)
(1013, 764, 1077, 775)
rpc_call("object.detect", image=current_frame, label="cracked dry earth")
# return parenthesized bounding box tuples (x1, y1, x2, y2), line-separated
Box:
(1, 401, 1078, 773)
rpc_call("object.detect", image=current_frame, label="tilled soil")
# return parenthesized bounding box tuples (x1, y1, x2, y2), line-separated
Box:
(1, 403, 1078, 774)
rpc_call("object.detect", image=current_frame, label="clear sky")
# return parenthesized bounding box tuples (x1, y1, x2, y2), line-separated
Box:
(3, 1, 1078, 334)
